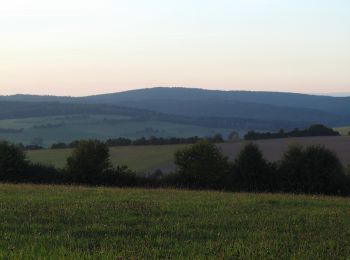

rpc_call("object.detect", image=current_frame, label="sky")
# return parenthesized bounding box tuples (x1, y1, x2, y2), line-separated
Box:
(1, 0, 349, 96)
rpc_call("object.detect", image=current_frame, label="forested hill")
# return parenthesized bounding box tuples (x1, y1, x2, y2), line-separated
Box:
(0, 101, 155, 120)
(77, 87, 350, 116)
(1, 87, 350, 127)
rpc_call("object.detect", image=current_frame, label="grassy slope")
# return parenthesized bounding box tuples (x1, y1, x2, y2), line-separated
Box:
(0, 184, 349, 258)
(0, 115, 230, 146)
(27, 144, 187, 172)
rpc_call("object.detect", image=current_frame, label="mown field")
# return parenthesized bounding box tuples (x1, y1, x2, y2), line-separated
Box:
(27, 136, 350, 173)
(0, 184, 349, 259)
(27, 144, 188, 173)
(0, 115, 230, 146)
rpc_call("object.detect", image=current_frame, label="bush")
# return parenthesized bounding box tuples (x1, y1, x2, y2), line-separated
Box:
(0, 141, 28, 182)
(66, 140, 111, 184)
(174, 141, 229, 188)
(228, 143, 276, 191)
(278, 145, 346, 194)
(96, 166, 139, 187)
(51, 142, 68, 149)
(23, 163, 66, 184)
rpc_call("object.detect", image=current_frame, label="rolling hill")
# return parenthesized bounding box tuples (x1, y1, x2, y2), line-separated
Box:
(1, 87, 350, 122)
(79, 87, 350, 116)
(1, 87, 350, 145)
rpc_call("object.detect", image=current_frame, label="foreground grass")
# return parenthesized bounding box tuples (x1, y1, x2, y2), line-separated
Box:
(0, 185, 350, 259)
(27, 144, 188, 172)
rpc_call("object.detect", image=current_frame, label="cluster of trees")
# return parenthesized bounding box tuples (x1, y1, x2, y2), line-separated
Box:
(170, 141, 350, 195)
(0, 139, 349, 196)
(0, 140, 138, 186)
(244, 124, 340, 140)
(50, 134, 224, 149)
(16, 137, 45, 151)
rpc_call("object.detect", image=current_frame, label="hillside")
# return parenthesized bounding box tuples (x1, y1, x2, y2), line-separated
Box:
(1, 87, 350, 127)
(1, 88, 350, 145)
(80, 87, 350, 116)
(0, 100, 155, 120)
(0, 100, 307, 146)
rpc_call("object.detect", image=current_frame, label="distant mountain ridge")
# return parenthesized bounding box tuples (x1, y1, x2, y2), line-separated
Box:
(2, 87, 350, 114)
(78, 87, 350, 116)
(1, 87, 350, 128)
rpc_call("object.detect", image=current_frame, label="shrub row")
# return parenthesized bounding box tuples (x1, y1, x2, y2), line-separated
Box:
(0, 140, 349, 196)
(165, 141, 350, 196)
(50, 134, 224, 149)
(244, 124, 340, 140)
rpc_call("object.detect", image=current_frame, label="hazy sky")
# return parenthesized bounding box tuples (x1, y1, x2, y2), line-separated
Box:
(1, 0, 349, 96)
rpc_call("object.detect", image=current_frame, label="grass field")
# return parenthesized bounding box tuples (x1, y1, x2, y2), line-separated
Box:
(27, 144, 188, 172)
(0, 114, 230, 146)
(0, 184, 349, 258)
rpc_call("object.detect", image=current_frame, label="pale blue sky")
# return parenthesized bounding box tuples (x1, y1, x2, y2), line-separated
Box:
(1, 0, 349, 96)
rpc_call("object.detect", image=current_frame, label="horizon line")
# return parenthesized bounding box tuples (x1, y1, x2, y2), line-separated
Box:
(1, 86, 349, 98)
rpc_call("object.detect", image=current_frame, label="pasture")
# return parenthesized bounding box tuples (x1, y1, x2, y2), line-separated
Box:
(0, 184, 349, 258)
(27, 136, 350, 173)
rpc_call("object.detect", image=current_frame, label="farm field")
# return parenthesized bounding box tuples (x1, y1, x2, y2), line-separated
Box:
(335, 126, 350, 136)
(0, 115, 230, 146)
(27, 144, 188, 173)
(221, 136, 350, 165)
(0, 184, 349, 259)
(27, 136, 350, 173)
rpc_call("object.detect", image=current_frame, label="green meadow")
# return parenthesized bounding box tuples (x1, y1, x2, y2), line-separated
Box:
(0, 184, 349, 259)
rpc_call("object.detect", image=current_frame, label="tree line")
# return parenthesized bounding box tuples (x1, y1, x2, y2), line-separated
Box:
(244, 124, 340, 140)
(50, 134, 224, 149)
(0, 139, 349, 196)
(0, 128, 24, 134)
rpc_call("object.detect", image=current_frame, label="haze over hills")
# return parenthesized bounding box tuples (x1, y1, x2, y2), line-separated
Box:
(2, 87, 350, 113)
(1, 87, 350, 125)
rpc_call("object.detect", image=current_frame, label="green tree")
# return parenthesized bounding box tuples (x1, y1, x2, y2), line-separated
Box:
(279, 145, 345, 194)
(66, 140, 111, 183)
(174, 140, 229, 188)
(212, 133, 224, 143)
(230, 143, 274, 191)
(0, 141, 27, 181)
